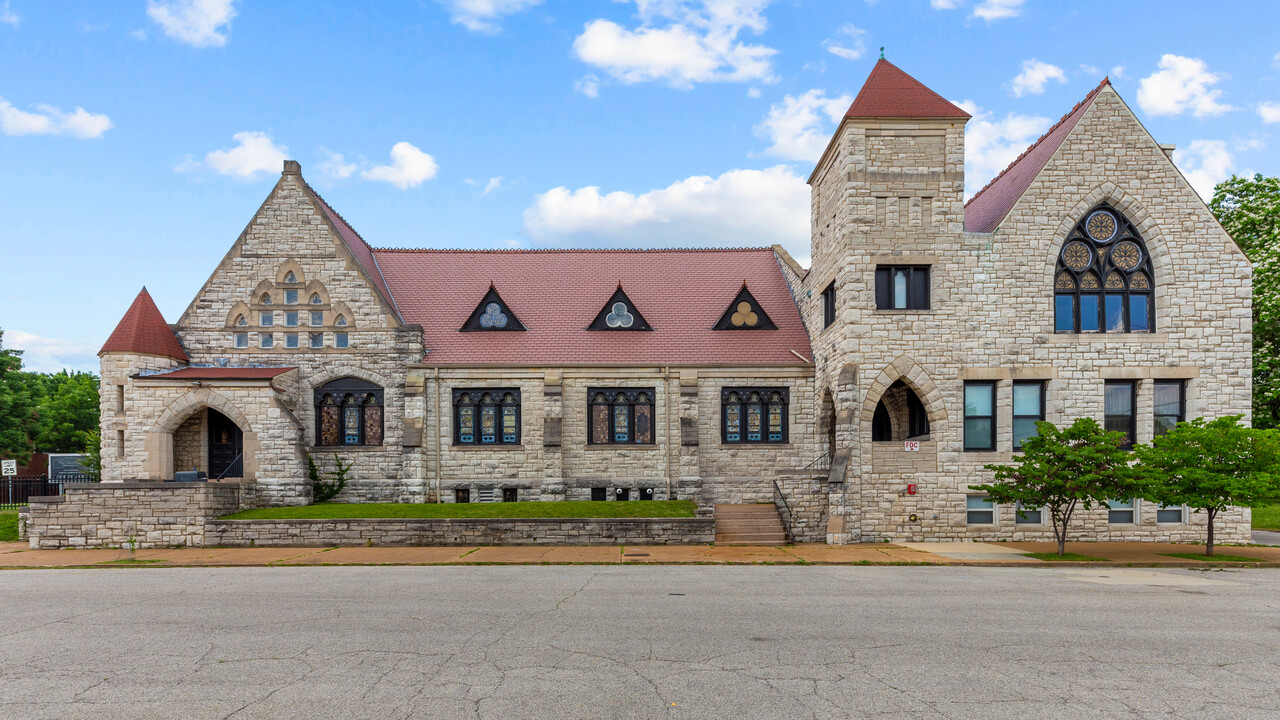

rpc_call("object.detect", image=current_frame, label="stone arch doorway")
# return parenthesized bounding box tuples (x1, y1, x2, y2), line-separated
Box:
(147, 390, 256, 481)
(207, 409, 244, 479)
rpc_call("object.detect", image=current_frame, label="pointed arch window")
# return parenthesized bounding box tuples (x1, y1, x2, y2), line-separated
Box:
(314, 378, 383, 447)
(713, 285, 777, 330)
(589, 388, 655, 445)
(260, 293, 272, 305)
(284, 271, 297, 284)
(721, 387, 788, 444)
(461, 286, 526, 331)
(1054, 204, 1154, 333)
(453, 389, 521, 445)
(310, 293, 322, 305)
(588, 286, 652, 331)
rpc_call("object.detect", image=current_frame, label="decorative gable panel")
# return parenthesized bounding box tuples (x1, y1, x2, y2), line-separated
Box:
(461, 286, 526, 331)
(588, 286, 652, 331)
(713, 285, 777, 330)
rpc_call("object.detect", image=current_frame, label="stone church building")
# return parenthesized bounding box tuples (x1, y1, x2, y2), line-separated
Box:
(97, 60, 1253, 543)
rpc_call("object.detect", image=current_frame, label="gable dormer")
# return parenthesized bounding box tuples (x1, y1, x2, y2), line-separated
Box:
(588, 285, 651, 331)
(461, 285, 526, 331)
(713, 284, 776, 330)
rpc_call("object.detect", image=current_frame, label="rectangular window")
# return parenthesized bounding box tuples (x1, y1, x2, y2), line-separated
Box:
(285, 311, 298, 327)
(234, 332, 248, 348)
(1054, 295, 1075, 332)
(1153, 380, 1185, 437)
(591, 487, 607, 501)
(502, 488, 518, 503)
(821, 281, 836, 328)
(310, 310, 324, 327)
(721, 387, 788, 444)
(116, 385, 125, 414)
(260, 311, 274, 327)
(1157, 505, 1185, 524)
(1012, 381, 1045, 451)
(260, 333, 274, 349)
(1105, 294, 1125, 332)
(116, 429, 125, 459)
(875, 265, 930, 310)
(455, 488, 470, 504)
(963, 381, 996, 451)
(1108, 499, 1135, 524)
(1129, 295, 1150, 332)
(453, 389, 521, 445)
(285, 289, 298, 305)
(1104, 381, 1136, 449)
(335, 332, 349, 348)
(309, 332, 323, 348)
(285, 333, 299, 348)
(1015, 504, 1043, 524)
(966, 496, 995, 524)
(1080, 294, 1100, 332)
(588, 388, 656, 445)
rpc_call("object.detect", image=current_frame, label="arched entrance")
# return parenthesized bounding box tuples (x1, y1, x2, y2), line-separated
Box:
(207, 409, 244, 479)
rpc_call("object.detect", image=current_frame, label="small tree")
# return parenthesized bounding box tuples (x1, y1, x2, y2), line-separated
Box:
(972, 418, 1141, 556)
(1134, 416, 1280, 556)
(79, 428, 102, 481)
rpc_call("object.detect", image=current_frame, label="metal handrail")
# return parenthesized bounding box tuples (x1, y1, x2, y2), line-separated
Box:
(802, 450, 832, 471)
(214, 452, 244, 480)
(772, 479, 794, 544)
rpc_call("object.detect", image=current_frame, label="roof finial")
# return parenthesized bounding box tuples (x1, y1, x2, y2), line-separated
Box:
(879, 46, 885, 60)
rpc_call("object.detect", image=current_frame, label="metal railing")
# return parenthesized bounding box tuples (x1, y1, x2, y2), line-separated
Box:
(772, 479, 794, 544)
(802, 451, 832, 472)
(1, 475, 98, 510)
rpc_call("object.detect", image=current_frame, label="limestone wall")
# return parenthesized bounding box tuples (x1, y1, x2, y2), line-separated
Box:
(207, 517, 714, 546)
(26, 482, 249, 549)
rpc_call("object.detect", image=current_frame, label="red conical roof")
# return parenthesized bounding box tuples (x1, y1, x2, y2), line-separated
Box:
(845, 58, 970, 119)
(99, 288, 189, 361)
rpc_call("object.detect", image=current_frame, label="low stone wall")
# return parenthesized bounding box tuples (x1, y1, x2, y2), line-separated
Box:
(207, 517, 714, 547)
(26, 482, 251, 549)
(774, 470, 831, 543)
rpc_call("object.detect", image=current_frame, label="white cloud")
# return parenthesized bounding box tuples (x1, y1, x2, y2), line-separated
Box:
(0, 98, 112, 139)
(1079, 64, 1099, 76)
(1, 1, 20, 25)
(822, 23, 865, 61)
(1173, 139, 1233, 200)
(755, 89, 851, 162)
(1137, 54, 1233, 118)
(971, 0, 1025, 21)
(147, 0, 236, 48)
(523, 165, 811, 261)
(1009, 59, 1066, 97)
(1258, 102, 1280, 124)
(1110, 65, 1125, 79)
(572, 0, 777, 89)
(747, 87, 761, 99)
(5, 331, 98, 373)
(438, 0, 541, 33)
(362, 142, 439, 189)
(955, 100, 1051, 197)
(198, 131, 288, 179)
(930, 0, 963, 9)
(316, 148, 357, 180)
(575, 74, 601, 98)
(1273, 52, 1280, 70)
(483, 176, 502, 195)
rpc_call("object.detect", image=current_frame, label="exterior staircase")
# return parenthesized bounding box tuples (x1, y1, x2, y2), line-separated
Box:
(715, 504, 787, 545)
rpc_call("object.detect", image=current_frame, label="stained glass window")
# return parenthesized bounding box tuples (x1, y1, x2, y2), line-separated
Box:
(501, 393, 518, 443)
(314, 378, 383, 447)
(480, 395, 496, 444)
(721, 388, 788, 444)
(343, 395, 360, 445)
(453, 389, 520, 445)
(588, 388, 656, 445)
(1054, 203, 1154, 333)
(588, 286, 652, 331)
(461, 286, 526, 331)
(714, 286, 777, 330)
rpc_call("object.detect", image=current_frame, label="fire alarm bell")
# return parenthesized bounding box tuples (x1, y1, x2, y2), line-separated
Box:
(906, 484, 917, 495)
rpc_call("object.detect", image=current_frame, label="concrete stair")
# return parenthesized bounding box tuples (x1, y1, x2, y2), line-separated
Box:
(715, 504, 787, 545)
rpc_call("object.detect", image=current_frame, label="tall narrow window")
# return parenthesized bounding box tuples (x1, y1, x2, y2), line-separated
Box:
(285, 311, 298, 327)
(905, 387, 929, 438)
(234, 333, 248, 348)
(453, 389, 521, 445)
(309, 332, 323, 349)
(314, 378, 383, 447)
(1012, 381, 1045, 451)
(1153, 380, 1185, 437)
(821, 281, 836, 328)
(721, 388, 788, 444)
(116, 385, 125, 414)
(1054, 204, 1154, 333)
(310, 310, 324, 327)
(335, 332, 349, 348)
(963, 382, 996, 451)
(588, 389, 656, 445)
(875, 266, 930, 310)
(872, 401, 892, 441)
(260, 333, 274, 349)
(285, 333, 299, 348)
(1104, 381, 1136, 449)
(260, 311, 274, 327)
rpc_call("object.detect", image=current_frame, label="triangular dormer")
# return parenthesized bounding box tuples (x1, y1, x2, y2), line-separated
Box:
(588, 285, 651, 331)
(713, 284, 776, 330)
(461, 285, 526, 331)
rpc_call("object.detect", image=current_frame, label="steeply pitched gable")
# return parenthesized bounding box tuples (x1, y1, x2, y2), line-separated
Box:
(461, 285, 526, 331)
(589, 285, 652, 331)
(845, 59, 971, 119)
(100, 288, 189, 361)
(713, 285, 777, 330)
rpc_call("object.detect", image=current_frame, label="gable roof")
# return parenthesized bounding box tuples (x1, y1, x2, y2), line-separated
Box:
(100, 288, 189, 361)
(370, 248, 813, 366)
(301, 183, 403, 323)
(588, 285, 652, 331)
(461, 285, 527, 331)
(964, 78, 1111, 233)
(845, 59, 971, 119)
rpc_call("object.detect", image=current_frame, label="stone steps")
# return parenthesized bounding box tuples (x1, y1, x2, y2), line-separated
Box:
(715, 504, 786, 545)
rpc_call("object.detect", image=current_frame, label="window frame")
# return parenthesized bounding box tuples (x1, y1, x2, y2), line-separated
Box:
(875, 265, 930, 310)
(314, 378, 384, 448)
(335, 332, 349, 349)
(1104, 380, 1137, 450)
(310, 310, 324, 327)
(1153, 380, 1186, 438)
(966, 496, 995, 525)
(284, 332, 299, 348)
(963, 381, 997, 452)
(285, 289, 298, 305)
(1054, 204, 1155, 334)
(821, 281, 836, 329)
(587, 388, 657, 446)
(1107, 498, 1136, 524)
(1011, 381, 1046, 451)
(259, 311, 274, 327)
(309, 332, 324, 349)
(234, 332, 248, 349)
(1156, 504, 1186, 524)
(1014, 503, 1044, 525)
(259, 333, 274, 349)
(452, 388, 522, 446)
(720, 387, 789, 445)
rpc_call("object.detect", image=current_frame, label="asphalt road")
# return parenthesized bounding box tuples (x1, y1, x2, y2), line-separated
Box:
(1, 566, 1278, 719)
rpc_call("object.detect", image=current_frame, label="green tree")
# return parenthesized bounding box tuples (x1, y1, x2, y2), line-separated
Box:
(79, 428, 102, 480)
(31, 371, 100, 453)
(0, 329, 37, 464)
(972, 418, 1142, 556)
(1134, 416, 1280, 556)
(1210, 174, 1280, 427)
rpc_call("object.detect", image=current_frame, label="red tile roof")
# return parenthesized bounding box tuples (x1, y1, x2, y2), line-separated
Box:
(99, 288, 189, 362)
(845, 59, 971, 119)
(137, 367, 296, 381)
(302, 184, 403, 322)
(370, 248, 814, 366)
(964, 78, 1110, 233)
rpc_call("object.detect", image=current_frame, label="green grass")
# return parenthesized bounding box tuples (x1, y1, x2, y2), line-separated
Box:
(1160, 552, 1265, 563)
(1025, 552, 1109, 562)
(223, 500, 698, 521)
(0, 511, 18, 543)
(1251, 501, 1280, 531)
(100, 558, 165, 565)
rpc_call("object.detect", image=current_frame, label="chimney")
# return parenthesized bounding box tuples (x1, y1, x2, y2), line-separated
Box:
(283, 160, 301, 176)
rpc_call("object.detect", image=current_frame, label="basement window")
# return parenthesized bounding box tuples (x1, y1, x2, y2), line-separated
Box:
(966, 496, 995, 525)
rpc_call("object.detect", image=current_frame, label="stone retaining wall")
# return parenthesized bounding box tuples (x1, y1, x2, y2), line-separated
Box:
(26, 482, 250, 549)
(207, 517, 714, 546)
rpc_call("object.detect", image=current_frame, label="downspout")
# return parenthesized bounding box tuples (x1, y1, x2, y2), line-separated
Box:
(433, 367, 441, 503)
(664, 366, 673, 500)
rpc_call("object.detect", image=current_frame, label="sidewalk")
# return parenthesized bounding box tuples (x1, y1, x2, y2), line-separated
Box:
(2, 541, 1279, 568)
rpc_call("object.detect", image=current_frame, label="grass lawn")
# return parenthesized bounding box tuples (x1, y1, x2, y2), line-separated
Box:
(223, 500, 697, 520)
(1024, 552, 1108, 562)
(0, 511, 18, 543)
(1252, 501, 1280, 531)
(1160, 552, 1265, 563)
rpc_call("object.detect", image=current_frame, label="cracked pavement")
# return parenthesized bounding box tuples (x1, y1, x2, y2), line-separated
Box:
(0, 566, 1278, 719)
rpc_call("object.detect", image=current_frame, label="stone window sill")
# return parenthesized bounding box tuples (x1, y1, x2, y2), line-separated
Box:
(583, 444, 659, 451)
(719, 443, 793, 449)
(309, 445, 385, 453)
(873, 308, 935, 314)
(1042, 332, 1169, 344)
(450, 444, 526, 452)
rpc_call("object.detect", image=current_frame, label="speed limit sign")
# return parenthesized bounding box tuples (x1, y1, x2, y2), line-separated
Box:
(1, 459, 16, 477)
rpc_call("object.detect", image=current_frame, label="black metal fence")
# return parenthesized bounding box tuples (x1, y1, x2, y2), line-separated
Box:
(1, 475, 99, 510)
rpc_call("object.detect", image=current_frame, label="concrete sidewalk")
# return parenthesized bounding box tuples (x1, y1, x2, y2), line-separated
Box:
(2, 540, 1279, 568)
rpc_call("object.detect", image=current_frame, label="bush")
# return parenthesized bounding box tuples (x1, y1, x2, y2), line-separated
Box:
(310, 452, 350, 503)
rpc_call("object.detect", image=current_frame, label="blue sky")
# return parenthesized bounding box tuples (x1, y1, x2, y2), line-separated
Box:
(2, 0, 1277, 372)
